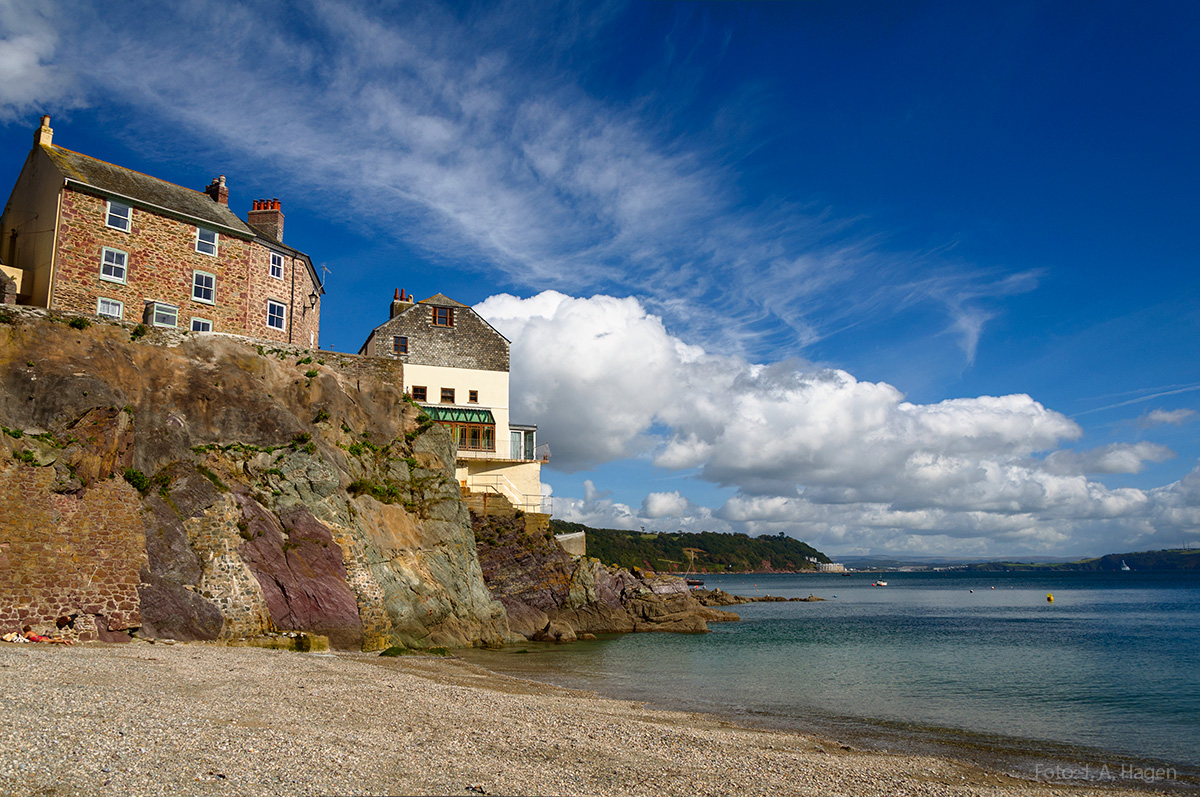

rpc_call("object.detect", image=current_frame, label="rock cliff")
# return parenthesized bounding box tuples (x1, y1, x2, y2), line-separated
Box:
(0, 307, 734, 650)
(472, 507, 737, 642)
(0, 307, 509, 649)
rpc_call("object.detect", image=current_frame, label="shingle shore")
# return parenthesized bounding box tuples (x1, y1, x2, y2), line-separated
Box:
(0, 643, 1168, 797)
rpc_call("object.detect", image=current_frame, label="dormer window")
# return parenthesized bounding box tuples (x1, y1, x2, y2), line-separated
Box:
(106, 201, 131, 232)
(195, 228, 218, 256)
(432, 306, 454, 327)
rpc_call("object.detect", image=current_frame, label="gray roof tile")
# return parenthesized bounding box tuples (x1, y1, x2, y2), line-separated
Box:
(43, 145, 256, 237)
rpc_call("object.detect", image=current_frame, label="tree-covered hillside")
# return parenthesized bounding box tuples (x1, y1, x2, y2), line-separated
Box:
(549, 521, 829, 573)
(968, 549, 1200, 572)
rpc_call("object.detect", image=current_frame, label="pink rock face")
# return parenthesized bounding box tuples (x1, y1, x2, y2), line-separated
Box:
(237, 495, 364, 649)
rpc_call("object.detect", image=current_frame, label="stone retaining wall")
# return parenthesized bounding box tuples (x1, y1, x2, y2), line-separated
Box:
(0, 460, 146, 640)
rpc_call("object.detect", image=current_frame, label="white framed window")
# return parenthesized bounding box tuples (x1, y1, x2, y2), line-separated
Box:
(269, 252, 284, 280)
(96, 297, 123, 319)
(148, 301, 178, 328)
(100, 247, 127, 284)
(192, 270, 215, 304)
(195, 228, 218, 256)
(106, 201, 131, 232)
(191, 317, 212, 332)
(266, 300, 286, 330)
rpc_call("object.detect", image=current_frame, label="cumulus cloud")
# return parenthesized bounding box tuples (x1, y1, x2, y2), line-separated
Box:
(481, 291, 1199, 555)
(1139, 408, 1196, 428)
(641, 491, 693, 519)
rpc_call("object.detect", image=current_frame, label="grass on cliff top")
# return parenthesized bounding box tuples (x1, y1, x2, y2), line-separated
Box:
(550, 521, 830, 573)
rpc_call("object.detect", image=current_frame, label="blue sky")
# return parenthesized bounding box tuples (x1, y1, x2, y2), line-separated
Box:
(2, 0, 1198, 558)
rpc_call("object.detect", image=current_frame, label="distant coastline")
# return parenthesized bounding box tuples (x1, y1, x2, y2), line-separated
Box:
(966, 548, 1200, 573)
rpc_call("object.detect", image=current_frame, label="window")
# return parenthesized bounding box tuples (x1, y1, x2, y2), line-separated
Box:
(106, 201, 131, 232)
(392, 336, 408, 354)
(100, 247, 127, 283)
(195, 228, 218, 256)
(192, 270, 215, 304)
(468, 390, 478, 403)
(266, 300, 286, 330)
(191, 318, 212, 332)
(441, 387, 455, 404)
(432, 306, 454, 326)
(269, 252, 284, 280)
(96, 297, 123, 319)
(148, 302, 178, 328)
(411, 386, 427, 402)
(455, 424, 495, 452)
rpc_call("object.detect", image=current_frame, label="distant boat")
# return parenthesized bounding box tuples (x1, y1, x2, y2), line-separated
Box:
(686, 578, 705, 586)
(871, 580, 888, 587)
(1120, 560, 1131, 571)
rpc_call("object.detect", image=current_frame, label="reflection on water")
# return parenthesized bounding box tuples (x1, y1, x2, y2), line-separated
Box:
(464, 571, 1200, 773)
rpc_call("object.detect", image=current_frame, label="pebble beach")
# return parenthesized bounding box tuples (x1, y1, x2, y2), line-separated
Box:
(0, 642, 1177, 797)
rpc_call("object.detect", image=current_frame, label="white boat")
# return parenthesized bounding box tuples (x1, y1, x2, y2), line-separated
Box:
(1120, 560, 1131, 571)
(872, 580, 888, 587)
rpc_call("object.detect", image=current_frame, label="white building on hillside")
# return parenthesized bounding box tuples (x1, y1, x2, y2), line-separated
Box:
(359, 290, 546, 512)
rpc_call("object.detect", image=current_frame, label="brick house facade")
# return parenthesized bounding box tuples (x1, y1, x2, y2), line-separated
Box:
(359, 290, 546, 511)
(0, 117, 322, 346)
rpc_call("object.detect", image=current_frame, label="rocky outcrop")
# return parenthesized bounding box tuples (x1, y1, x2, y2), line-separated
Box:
(472, 507, 737, 641)
(693, 588, 822, 605)
(0, 307, 511, 649)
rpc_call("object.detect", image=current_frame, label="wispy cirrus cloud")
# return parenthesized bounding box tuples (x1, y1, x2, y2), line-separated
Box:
(10, 0, 1032, 362)
(0, 0, 82, 121)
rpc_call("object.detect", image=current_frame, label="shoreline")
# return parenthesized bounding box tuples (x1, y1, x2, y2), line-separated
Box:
(1, 641, 1187, 796)
(459, 642, 1198, 793)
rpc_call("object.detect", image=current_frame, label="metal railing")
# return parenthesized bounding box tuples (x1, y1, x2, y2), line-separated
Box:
(469, 473, 549, 514)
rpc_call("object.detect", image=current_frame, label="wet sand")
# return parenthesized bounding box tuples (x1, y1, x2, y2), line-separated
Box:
(0, 641, 1181, 796)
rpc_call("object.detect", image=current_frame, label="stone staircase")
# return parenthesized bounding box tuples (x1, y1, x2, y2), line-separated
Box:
(462, 486, 551, 537)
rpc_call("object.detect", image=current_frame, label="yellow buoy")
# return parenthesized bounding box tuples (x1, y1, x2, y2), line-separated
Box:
(1047, 593, 1054, 603)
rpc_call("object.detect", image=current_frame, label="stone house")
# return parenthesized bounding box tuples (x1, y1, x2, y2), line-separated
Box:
(359, 289, 546, 511)
(0, 116, 322, 345)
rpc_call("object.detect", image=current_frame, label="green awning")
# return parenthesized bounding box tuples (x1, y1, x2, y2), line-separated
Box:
(420, 405, 495, 424)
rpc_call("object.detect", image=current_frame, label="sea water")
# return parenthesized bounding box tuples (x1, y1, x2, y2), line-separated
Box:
(463, 571, 1200, 781)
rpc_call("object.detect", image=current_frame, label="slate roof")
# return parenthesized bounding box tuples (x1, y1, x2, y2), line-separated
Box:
(419, 293, 467, 308)
(42, 145, 256, 238)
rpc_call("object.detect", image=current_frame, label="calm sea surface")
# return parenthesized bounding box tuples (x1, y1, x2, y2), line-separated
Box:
(463, 571, 1200, 781)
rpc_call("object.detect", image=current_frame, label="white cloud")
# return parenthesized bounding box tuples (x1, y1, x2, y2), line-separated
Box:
(1043, 443, 1175, 475)
(0, 1, 81, 120)
(481, 291, 1200, 555)
(641, 491, 692, 519)
(19, 0, 1036, 364)
(1139, 408, 1196, 428)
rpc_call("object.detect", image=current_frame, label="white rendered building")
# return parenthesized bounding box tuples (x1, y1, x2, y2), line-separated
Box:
(359, 290, 546, 511)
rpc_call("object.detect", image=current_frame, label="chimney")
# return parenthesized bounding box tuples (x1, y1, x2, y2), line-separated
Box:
(34, 115, 53, 147)
(204, 175, 229, 205)
(247, 198, 284, 242)
(390, 288, 414, 318)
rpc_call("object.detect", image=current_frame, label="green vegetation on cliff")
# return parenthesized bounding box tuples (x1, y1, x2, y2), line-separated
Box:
(967, 548, 1200, 572)
(549, 521, 829, 573)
